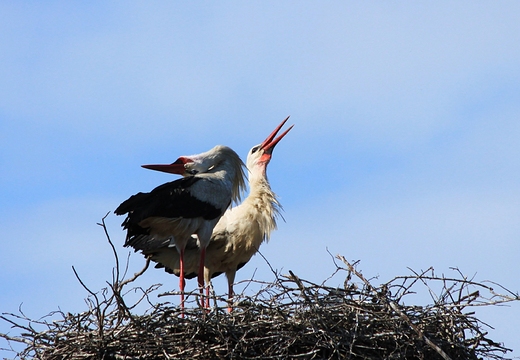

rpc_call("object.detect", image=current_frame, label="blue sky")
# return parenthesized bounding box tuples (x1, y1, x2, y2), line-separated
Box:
(2, 2, 520, 357)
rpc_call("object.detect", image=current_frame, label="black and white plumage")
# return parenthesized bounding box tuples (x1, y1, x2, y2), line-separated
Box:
(142, 118, 293, 310)
(115, 145, 246, 310)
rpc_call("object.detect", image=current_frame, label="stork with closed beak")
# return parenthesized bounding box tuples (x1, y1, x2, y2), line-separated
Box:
(144, 118, 293, 310)
(115, 145, 246, 311)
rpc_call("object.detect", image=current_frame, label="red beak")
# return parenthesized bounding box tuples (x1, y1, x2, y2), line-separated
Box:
(260, 116, 294, 155)
(142, 157, 191, 175)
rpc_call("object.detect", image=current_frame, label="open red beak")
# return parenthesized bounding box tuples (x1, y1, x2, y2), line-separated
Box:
(260, 116, 294, 155)
(142, 157, 191, 175)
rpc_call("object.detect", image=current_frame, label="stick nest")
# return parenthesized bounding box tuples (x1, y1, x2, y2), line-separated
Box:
(1, 218, 519, 359)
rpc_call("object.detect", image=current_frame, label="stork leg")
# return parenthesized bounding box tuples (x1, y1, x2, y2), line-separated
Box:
(197, 247, 206, 308)
(203, 267, 212, 309)
(227, 283, 234, 313)
(226, 271, 236, 313)
(205, 284, 211, 308)
(179, 248, 185, 317)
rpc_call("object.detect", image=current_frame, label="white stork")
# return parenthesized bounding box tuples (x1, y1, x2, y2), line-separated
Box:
(143, 118, 293, 310)
(115, 145, 246, 310)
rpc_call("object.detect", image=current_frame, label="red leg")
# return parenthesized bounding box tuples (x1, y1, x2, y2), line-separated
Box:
(205, 283, 210, 308)
(179, 248, 185, 317)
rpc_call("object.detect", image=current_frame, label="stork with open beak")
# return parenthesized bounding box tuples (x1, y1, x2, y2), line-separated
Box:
(115, 145, 247, 311)
(144, 117, 293, 311)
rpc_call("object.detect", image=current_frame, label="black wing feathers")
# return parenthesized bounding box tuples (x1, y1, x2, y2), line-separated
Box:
(115, 176, 222, 239)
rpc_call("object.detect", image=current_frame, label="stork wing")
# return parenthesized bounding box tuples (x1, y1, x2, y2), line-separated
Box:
(115, 176, 223, 242)
(116, 176, 222, 221)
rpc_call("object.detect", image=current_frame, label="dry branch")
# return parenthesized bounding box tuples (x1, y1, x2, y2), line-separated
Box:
(1, 218, 519, 359)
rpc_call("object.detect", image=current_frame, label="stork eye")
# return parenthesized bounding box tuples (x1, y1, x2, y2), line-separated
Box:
(188, 169, 198, 175)
(251, 146, 260, 154)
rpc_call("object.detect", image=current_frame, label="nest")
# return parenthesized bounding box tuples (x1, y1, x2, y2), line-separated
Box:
(1, 218, 519, 359)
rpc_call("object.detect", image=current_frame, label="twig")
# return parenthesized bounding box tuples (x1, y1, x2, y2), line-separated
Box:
(1, 215, 517, 359)
(336, 254, 453, 360)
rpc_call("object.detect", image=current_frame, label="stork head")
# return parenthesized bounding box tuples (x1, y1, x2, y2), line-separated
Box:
(141, 156, 205, 176)
(247, 116, 293, 171)
(142, 145, 247, 205)
(141, 145, 232, 176)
